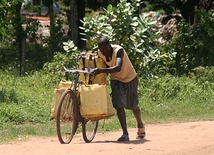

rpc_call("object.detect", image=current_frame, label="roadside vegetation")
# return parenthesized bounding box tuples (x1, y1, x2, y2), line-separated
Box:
(0, 66, 214, 143)
(0, 0, 213, 143)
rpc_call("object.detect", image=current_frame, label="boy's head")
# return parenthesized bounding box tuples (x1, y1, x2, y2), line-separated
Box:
(98, 37, 110, 47)
(98, 37, 111, 57)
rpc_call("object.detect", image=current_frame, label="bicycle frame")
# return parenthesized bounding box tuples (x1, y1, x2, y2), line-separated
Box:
(56, 67, 99, 144)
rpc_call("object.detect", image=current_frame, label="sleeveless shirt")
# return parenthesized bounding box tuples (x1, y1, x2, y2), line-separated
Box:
(98, 45, 137, 83)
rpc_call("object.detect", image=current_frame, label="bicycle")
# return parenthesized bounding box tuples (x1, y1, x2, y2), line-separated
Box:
(56, 67, 99, 144)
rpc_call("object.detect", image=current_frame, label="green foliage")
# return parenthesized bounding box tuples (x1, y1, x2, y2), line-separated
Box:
(190, 66, 214, 84)
(43, 41, 80, 83)
(1, 68, 214, 142)
(63, 40, 78, 52)
(163, 9, 214, 75)
(1, 1, 69, 74)
(138, 72, 214, 123)
(82, 0, 174, 78)
(44, 18, 68, 59)
(0, 70, 55, 127)
(0, 0, 21, 36)
(139, 66, 214, 102)
(0, 12, 48, 72)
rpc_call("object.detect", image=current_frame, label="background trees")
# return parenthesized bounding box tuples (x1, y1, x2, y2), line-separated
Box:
(0, 0, 26, 75)
(0, 0, 213, 77)
(142, 0, 214, 25)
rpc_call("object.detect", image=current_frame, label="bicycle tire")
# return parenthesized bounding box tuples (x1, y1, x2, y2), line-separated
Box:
(82, 119, 99, 143)
(56, 90, 79, 144)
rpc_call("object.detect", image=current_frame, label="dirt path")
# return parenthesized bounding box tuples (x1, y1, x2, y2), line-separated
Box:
(0, 121, 214, 155)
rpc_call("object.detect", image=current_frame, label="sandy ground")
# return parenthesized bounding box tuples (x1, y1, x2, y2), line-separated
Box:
(0, 121, 214, 155)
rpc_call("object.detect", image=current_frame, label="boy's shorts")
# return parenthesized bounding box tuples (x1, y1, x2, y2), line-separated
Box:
(110, 76, 139, 110)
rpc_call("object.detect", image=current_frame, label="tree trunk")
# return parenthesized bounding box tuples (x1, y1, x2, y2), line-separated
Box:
(67, 0, 86, 49)
(21, 35, 27, 75)
(77, 0, 86, 49)
(49, 0, 54, 34)
(70, 0, 78, 46)
(14, 3, 26, 76)
(48, 0, 55, 59)
(176, 0, 200, 25)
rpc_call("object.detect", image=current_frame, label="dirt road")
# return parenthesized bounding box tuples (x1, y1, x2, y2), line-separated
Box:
(0, 121, 214, 155)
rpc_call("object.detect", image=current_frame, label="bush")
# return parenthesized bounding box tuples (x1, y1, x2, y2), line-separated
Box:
(1, 68, 214, 129)
(43, 45, 80, 84)
(138, 73, 214, 122)
(162, 9, 214, 75)
(82, 0, 174, 78)
(0, 71, 55, 127)
(190, 66, 214, 83)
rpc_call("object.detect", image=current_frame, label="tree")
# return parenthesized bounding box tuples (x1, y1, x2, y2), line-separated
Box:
(0, 0, 9, 37)
(77, 0, 86, 49)
(1, 0, 41, 75)
(82, 0, 173, 78)
(143, 0, 214, 25)
(70, 0, 78, 46)
(12, 0, 27, 76)
(61, 0, 86, 49)
(48, 0, 55, 58)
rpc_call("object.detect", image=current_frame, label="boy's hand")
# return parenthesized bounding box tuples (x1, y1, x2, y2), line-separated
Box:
(91, 68, 101, 75)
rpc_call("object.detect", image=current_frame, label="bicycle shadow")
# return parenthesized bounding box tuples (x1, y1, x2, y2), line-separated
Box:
(92, 138, 149, 144)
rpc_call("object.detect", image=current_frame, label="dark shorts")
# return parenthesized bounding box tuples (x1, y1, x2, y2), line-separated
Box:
(110, 76, 139, 110)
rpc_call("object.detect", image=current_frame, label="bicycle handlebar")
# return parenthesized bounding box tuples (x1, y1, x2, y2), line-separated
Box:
(63, 66, 95, 74)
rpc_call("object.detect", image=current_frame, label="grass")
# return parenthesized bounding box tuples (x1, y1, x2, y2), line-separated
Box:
(0, 70, 214, 144)
(0, 122, 55, 143)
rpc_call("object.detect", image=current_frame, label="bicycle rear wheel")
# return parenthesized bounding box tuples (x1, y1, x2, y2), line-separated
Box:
(82, 119, 99, 143)
(56, 90, 79, 144)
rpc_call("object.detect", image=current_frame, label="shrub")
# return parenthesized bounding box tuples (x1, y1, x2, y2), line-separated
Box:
(0, 71, 54, 127)
(162, 9, 214, 75)
(81, 0, 174, 78)
(190, 66, 214, 84)
(43, 40, 80, 83)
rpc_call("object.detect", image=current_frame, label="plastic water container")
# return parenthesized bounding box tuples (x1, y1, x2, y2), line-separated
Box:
(79, 84, 114, 120)
(78, 53, 107, 84)
(50, 80, 72, 120)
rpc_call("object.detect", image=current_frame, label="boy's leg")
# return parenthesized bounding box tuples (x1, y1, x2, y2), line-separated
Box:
(133, 107, 144, 128)
(117, 108, 129, 141)
(117, 108, 128, 135)
(133, 107, 145, 139)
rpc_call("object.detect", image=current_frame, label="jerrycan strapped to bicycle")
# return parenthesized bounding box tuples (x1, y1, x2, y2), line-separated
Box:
(78, 50, 107, 84)
(51, 51, 114, 121)
(50, 79, 72, 120)
(51, 51, 115, 144)
(79, 83, 114, 121)
(78, 51, 114, 120)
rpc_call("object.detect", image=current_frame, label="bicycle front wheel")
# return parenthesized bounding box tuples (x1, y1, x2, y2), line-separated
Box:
(56, 90, 79, 144)
(82, 119, 99, 143)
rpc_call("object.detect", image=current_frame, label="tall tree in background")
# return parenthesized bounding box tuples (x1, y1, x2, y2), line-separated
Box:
(143, 0, 213, 25)
(13, 1, 27, 76)
(48, 0, 55, 59)
(62, 0, 85, 49)
(1, 0, 31, 76)
(77, 0, 86, 49)
(176, 0, 213, 25)
(70, 0, 78, 47)
(69, 0, 86, 49)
